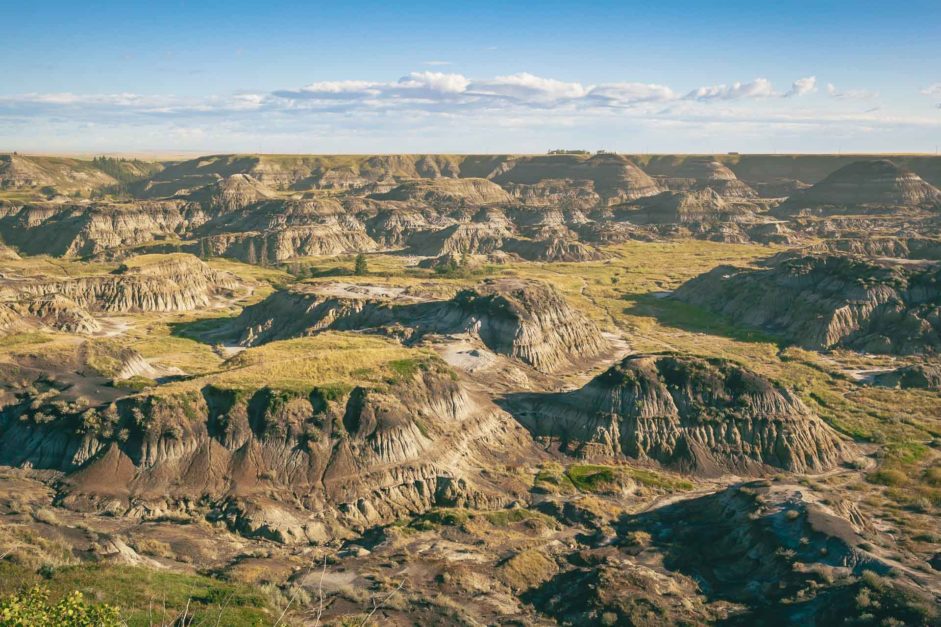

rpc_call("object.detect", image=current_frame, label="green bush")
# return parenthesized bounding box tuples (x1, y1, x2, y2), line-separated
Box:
(0, 586, 121, 626)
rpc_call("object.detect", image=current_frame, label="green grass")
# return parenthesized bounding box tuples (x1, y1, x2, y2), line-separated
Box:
(564, 463, 693, 494)
(0, 563, 275, 626)
(565, 464, 620, 492)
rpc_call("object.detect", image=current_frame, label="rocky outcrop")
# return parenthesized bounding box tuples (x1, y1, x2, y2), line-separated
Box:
(597, 482, 934, 625)
(814, 236, 941, 260)
(7, 254, 241, 314)
(668, 158, 758, 199)
(17, 295, 101, 334)
(493, 154, 661, 205)
(407, 222, 511, 256)
(872, 363, 941, 389)
(0, 200, 196, 257)
(199, 223, 378, 263)
(185, 174, 274, 212)
(675, 253, 941, 354)
(0, 365, 536, 542)
(502, 236, 607, 262)
(775, 160, 941, 216)
(371, 178, 512, 205)
(504, 178, 602, 211)
(232, 279, 609, 373)
(615, 188, 750, 225)
(506, 353, 849, 475)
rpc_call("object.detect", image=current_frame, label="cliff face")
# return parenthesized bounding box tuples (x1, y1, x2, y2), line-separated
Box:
(451, 279, 609, 371)
(0, 366, 536, 542)
(6, 254, 241, 315)
(494, 154, 661, 205)
(675, 253, 941, 354)
(0, 201, 196, 257)
(507, 353, 849, 475)
(233, 279, 609, 373)
(814, 236, 941, 260)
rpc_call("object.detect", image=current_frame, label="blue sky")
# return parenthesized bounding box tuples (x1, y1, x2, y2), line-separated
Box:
(2, 1, 940, 153)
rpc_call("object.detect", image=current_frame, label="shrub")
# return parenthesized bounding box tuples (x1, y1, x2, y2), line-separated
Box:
(0, 586, 121, 626)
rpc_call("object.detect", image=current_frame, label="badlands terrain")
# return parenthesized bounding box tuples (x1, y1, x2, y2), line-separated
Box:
(0, 151, 940, 625)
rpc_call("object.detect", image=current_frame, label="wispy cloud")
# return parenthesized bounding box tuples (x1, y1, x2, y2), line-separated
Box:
(826, 83, 878, 100)
(684, 78, 775, 101)
(1, 70, 928, 152)
(922, 83, 941, 101)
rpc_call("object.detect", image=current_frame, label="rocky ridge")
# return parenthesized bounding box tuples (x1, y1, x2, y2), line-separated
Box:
(0, 362, 537, 543)
(0, 254, 242, 322)
(233, 279, 610, 373)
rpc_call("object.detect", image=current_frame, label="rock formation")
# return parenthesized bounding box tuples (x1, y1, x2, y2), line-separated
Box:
(2, 254, 242, 316)
(669, 157, 758, 198)
(493, 154, 661, 205)
(0, 363, 536, 542)
(615, 188, 746, 225)
(675, 253, 941, 354)
(506, 353, 850, 474)
(371, 178, 512, 205)
(872, 363, 941, 389)
(775, 160, 941, 216)
(232, 279, 609, 373)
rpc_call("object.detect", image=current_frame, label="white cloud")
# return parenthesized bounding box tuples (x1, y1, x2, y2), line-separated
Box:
(826, 83, 878, 100)
(279, 80, 382, 99)
(684, 78, 775, 101)
(922, 83, 941, 98)
(784, 76, 816, 97)
(5, 70, 933, 152)
(396, 71, 470, 95)
(587, 82, 676, 105)
(468, 72, 589, 101)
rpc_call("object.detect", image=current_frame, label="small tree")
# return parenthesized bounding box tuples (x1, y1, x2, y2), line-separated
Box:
(354, 253, 368, 276)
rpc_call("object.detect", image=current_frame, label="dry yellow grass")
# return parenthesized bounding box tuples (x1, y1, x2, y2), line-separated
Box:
(154, 332, 438, 394)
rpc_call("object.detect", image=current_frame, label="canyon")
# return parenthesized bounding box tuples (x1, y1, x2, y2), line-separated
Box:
(0, 152, 939, 625)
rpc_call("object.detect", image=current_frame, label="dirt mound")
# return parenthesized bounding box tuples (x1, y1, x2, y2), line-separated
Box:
(776, 160, 941, 215)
